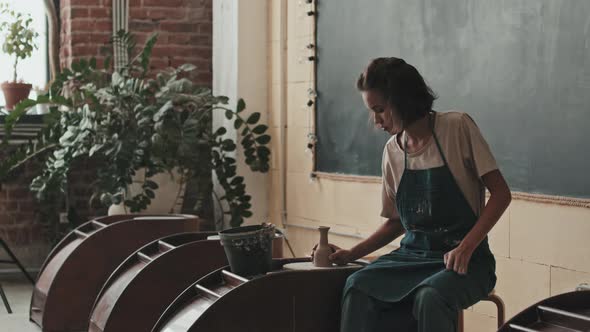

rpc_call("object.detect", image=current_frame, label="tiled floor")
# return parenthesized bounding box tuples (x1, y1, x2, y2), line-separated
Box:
(0, 279, 40, 332)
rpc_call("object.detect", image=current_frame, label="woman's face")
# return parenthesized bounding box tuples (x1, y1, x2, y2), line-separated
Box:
(362, 90, 402, 135)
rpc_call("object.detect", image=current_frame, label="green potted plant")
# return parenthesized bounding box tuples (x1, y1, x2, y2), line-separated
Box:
(0, 31, 271, 241)
(0, 2, 39, 110)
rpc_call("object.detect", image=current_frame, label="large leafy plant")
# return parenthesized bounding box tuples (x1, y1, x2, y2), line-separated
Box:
(0, 2, 39, 82)
(0, 32, 271, 231)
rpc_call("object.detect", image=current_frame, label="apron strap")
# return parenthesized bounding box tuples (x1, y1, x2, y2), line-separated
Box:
(404, 134, 408, 169)
(430, 112, 450, 168)
(403, 111, 450, 169)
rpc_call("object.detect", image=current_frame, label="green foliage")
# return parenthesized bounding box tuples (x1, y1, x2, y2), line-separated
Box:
(0, 31, 271, 231)
(0, 3, 39, 82)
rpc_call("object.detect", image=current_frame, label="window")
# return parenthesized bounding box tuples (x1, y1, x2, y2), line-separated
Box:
(0, 0, 48, 108)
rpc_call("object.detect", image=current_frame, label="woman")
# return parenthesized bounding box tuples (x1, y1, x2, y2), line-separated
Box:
(327, 57, 512, 331)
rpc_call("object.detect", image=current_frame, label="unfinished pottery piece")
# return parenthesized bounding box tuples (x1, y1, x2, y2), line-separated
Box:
(313, 226, 333, 267)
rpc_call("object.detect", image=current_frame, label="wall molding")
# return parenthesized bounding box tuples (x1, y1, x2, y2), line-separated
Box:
(313, 172, 590, 208)
(283, 222, 365, 239)
(511, 192, 590, 208)
(313, 172, 381, 184)
(283, 222, 399, 255)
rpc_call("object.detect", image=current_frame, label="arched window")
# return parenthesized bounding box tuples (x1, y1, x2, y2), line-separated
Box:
(0, 0, 49, 108)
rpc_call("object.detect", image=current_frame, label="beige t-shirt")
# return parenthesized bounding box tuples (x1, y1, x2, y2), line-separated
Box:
(381, 111, 498, 219)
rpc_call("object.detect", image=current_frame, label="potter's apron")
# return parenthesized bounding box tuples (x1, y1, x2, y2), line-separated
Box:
(343, 112, 496, 311)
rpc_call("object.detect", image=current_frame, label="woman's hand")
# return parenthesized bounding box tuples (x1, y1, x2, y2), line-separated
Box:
(310, 243, 354, 266)
(310, 243, 340, 258)
(329, 248, 354, 266)
(444, 244, 475, 275)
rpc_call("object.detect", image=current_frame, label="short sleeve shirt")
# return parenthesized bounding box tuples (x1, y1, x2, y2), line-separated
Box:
(381, 111, 498, 219)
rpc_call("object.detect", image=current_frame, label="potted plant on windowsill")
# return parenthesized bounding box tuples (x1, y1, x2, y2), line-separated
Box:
(0, 2, 39, 111)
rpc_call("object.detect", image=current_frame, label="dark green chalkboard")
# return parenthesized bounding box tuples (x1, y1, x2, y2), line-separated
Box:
(315, 0, 590, 198)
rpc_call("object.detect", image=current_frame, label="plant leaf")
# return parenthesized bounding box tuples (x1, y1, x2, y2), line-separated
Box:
(215, 127, 227, 136)
(256, 146, 270, 158)
(246, 112, 260, 124)
(255, 135, 271, 144)
(234, 118, 243, 130)
(252, 124, 267, 134)
(178, 63, 196, 72)
(145, 180, 159, 189)
(236, 99, 246, 113)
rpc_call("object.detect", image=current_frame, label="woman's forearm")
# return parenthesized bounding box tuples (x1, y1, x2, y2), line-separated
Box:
(461, 188, 511, 252)
(349, 218, 405, 260)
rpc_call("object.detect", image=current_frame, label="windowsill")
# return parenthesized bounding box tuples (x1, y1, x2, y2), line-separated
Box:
(0, 113, 45, 124)
(0, 111, 46, 144)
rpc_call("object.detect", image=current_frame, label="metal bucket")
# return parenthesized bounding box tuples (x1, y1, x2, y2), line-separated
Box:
(218, 224, 275, 277)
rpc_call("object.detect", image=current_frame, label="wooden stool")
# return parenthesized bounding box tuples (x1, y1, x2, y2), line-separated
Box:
(457, 290, 505, 332)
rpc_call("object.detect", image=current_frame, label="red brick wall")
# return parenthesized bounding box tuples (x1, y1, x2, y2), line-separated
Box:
(60, 0, 212, 85)
(0, 154, 48, 269)
(0, 149, 102, 269)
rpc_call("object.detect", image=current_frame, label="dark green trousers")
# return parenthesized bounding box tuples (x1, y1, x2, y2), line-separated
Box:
(340, 286, 457, 332)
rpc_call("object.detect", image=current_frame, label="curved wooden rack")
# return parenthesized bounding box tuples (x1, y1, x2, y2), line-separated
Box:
(499, 290, 590, 331)
(88, 231, 226, 332)
(153, 258, 362, 332)
(30, 214, 200, 332)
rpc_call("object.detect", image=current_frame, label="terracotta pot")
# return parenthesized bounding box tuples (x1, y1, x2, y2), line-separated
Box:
(1, 82, 32, 111)
(219, 224, 275, 276)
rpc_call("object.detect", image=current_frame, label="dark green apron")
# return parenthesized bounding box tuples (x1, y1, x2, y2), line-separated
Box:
(343, 112, 496, 311)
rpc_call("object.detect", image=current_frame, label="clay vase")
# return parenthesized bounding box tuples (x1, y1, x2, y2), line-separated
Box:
(313, 226, 333, 267)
